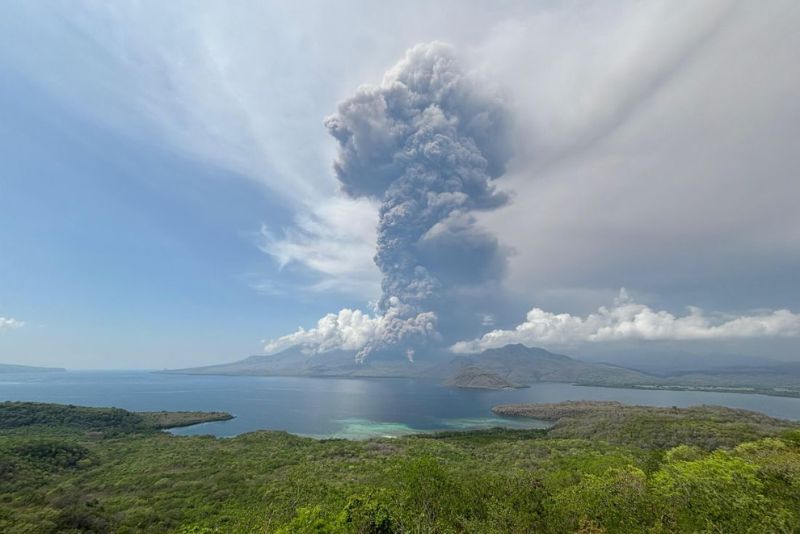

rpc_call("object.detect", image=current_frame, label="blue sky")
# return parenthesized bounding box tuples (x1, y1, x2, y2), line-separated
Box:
(1, 1, 799, 368)
(0, 66, 363, 368)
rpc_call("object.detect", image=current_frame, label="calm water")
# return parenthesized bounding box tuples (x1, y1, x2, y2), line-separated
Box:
(2, 371, 799, 438)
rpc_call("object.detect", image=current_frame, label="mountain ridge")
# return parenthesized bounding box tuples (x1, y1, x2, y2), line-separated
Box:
(164, 343, 659, 388)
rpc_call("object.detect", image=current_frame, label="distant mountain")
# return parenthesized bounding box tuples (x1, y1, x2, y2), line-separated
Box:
(440, 344, 657, 387)
(0, 363, 66, 373)
(573, 347, 782, 375)
(650, 362, 800, 389)
(165, 346, 424, 378)
(170, 342, 800, 396)
(166, 343, 658, 389)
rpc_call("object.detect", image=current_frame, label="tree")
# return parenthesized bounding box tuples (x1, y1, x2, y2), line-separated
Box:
(549, 465, 651, 532)
(651, 451, 790, 532)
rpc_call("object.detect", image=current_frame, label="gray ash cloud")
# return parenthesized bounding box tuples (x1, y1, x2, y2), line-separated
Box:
(324, 42, 513, 359)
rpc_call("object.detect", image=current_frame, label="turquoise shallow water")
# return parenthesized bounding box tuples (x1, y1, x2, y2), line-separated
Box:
(1, 371, 799, 438)
(319, 416, 549, 440)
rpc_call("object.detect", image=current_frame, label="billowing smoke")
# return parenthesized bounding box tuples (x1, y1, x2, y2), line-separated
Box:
(263, 42, 513, 361)
(323, 41, 512, 359)
(262, 307, 435, 359)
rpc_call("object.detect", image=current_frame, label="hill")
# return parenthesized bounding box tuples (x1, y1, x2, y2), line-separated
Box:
(2, 401, 799, 532)
(493, 400, 798, 449)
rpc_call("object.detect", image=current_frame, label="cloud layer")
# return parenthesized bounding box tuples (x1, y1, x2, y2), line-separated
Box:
(475, 1, 800, 309)
(452, 290, 800, 353)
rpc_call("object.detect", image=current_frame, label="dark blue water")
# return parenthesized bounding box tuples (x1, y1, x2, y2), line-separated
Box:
(1, 371, 799, 438)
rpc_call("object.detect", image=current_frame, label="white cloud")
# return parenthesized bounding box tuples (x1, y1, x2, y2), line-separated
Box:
(452, 289, 800, 353)
(0, 317, 24, 331)
(1, 2, 531, 206)
(263, 308, 381, 355)
(263, 303, 436, 362)
(0, 2, 342, 204)
(258, 196, 381, 296)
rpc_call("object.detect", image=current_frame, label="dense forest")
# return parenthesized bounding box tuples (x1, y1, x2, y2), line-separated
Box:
(1, 401, 799, 533)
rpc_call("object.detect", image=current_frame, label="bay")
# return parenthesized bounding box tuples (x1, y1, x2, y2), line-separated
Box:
(1, 371, 799, 439)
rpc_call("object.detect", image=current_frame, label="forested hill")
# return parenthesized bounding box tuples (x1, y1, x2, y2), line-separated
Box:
(1, 401, 799, 532)
(493, 400, 798, 449)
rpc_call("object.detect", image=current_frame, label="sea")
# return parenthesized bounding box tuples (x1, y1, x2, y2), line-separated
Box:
(2, 371, 799, 439)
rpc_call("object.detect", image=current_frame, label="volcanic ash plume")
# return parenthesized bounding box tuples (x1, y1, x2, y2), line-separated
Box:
(324, 42, 512, 360)
(263, 42, 513, 361)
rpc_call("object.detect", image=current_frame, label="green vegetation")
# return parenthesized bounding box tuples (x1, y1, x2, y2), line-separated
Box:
(492, 401, 798, 449)
(137, 411, 234, 429)
(1, 401, 799, 532)
(0, 402, 232, 435)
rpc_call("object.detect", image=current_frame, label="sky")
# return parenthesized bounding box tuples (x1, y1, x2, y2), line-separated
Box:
(1, 0, 799, 369)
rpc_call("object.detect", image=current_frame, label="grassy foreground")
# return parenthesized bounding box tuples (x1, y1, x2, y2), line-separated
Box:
(1, 401, 799, 533)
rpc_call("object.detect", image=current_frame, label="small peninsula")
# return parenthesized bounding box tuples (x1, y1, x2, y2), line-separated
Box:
(0, 401, 233, 434)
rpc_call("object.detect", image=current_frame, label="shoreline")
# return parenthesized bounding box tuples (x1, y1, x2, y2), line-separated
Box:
(576, 381, 800, 399)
